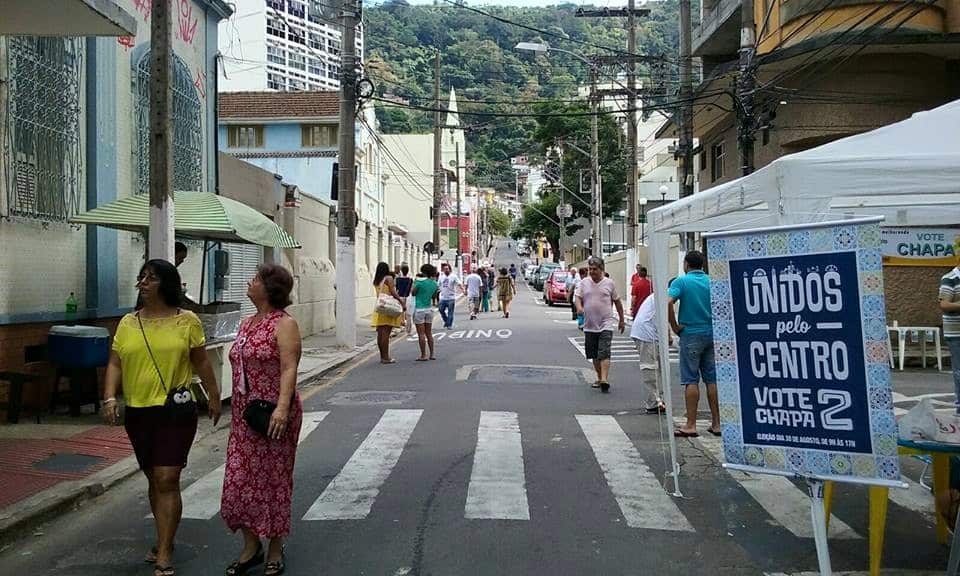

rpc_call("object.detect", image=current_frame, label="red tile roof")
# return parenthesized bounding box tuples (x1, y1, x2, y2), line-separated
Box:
(218, 91, 340, 120)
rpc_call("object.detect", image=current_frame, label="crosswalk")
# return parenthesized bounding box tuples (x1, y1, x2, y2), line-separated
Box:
(176, 409, 934, 540)
(567, 335, 679, 363)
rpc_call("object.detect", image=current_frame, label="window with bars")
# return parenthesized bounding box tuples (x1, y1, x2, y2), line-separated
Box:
(327, 38, 341, 56)
(2, 37, 83, 221)
(267, 17, 284, 38)
(309, 32, 323, 50)
(710, 142, 725, 183)
(227, 126, 265, 148)
(288, 26, 306, 45)
(289, 79, 306, 91)
(288, 51, 306, 71)
(301, 124, 337, 148)
(267, 72, 285, 90)
(328, 63, 339, 79)
(287, 0, 305, 18)
(134, 49, 203, 196)
(267, 0, 284, 10)
(308, 58, 324, 77)
(266, 44, 285, 66)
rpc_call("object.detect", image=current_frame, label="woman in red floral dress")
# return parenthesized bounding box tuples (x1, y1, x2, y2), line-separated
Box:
(222, 264, 302, 576)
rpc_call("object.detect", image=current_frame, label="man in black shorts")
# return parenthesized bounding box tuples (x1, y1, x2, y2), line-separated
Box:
(575, 256, 625, 392)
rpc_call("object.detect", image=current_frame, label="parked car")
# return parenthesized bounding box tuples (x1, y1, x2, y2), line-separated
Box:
(533, 263, 559, 291)
(526, 264, 539, 284)
(544, 270, 571, 306)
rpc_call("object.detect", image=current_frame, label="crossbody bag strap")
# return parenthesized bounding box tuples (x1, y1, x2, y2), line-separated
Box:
(137, 312, 168, 393)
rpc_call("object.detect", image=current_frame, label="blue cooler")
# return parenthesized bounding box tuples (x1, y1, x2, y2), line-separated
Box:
(48, 325, 110, 368)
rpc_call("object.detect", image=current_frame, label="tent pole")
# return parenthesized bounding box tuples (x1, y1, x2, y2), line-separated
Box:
(199, 241, 208, 306)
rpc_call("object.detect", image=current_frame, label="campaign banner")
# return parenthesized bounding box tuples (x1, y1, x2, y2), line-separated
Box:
(880, 227, 960, 267)
(706, 220, 900, 483)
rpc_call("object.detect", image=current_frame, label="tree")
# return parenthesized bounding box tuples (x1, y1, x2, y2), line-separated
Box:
(487, 206, 512, 237)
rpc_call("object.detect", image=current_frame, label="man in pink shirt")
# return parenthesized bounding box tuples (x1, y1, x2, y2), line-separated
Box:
(575, 256, 625, 392)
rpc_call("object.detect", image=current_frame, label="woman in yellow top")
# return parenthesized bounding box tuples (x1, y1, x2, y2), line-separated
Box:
(370, 261, 406, 364)
(103, 259, 221, 576)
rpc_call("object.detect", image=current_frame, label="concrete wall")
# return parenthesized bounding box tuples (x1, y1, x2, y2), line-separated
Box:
(381, 134, 434, 246)
(284, 191, 336, 336)
(885, 265, 953, 328)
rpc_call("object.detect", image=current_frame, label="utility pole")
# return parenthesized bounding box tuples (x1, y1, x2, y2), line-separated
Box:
(149, 0, 174, 261)
(626, 0, 639, 250)
(738, 0, 756, 176)
(432, 51, 442, 257)
(335, 0, 359, 348)
(678, 0, 695, 250)
(590, 65, 602, 257)
(454, 143, 462, 273)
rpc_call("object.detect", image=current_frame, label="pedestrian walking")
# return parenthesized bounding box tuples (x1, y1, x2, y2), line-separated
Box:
(371, 262, 406, 364)
(509, 263, 517, 281)
(412, 264, 440, 361)
(465, 267, 484, 320)
(630, 265, 652, 318)
(939, 257, 960, 413)
(102, 259, 221, 576)
(489, 266, 499, 311)
(631, 286, 669, 414)
(575, 267, 588, 330)
(221, 264, 302, 576)
(479, 268, 491, 314)
(575, 256, 625, 392)
(395, 263, 414, 335)
(496, 267, 516, 318)
(437, 262, 461, 330)
(565, 266, 579, 321)
(668, 250, 720, 438)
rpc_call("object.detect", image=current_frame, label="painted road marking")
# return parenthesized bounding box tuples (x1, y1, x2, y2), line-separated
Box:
(178, 411, 330, 520)
(303, 409, 423, 520)
(695, 434, 861, 539)
(406, 329, 512, 342)
(465, 411, 530, 520)
(568, 336, 678, 364)
(576, 415, 694, 532)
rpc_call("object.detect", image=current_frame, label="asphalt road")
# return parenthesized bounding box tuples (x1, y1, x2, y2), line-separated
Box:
(0, 239, 949, 575)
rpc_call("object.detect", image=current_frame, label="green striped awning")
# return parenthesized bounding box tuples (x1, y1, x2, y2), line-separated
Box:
(70, 191, 301, 249)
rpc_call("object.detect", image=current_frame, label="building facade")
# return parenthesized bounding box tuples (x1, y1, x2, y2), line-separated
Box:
(665, 0, 960, 327)
(0, 0, 231, 370)
(217, 0, 363, 92)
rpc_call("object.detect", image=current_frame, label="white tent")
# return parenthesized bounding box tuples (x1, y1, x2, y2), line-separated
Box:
(648, 98, 960, 495)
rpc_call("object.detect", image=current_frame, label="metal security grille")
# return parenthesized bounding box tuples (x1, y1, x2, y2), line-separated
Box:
(223, 243, 263, 315)
(2, 37, 83, 221)
(133, 51, 203, 196)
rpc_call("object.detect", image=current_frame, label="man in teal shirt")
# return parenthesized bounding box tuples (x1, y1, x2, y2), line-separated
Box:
(668, 251, 719, 438)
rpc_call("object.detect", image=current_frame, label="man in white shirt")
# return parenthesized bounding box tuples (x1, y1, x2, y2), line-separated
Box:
(464, 268, 484, 320)
(630, 287, 670, 414)
(437, 263, 462, 330)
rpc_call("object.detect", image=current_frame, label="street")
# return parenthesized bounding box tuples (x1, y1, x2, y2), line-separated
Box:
(0, 239, 949, 575)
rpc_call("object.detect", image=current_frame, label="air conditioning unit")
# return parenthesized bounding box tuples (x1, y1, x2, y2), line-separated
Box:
(667, 145, 677, 154)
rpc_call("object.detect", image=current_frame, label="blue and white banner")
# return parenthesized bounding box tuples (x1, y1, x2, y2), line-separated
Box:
(706, 219, 900, 483)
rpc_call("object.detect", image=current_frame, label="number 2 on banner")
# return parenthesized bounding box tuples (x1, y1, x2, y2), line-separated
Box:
(818, 390, 853, 431)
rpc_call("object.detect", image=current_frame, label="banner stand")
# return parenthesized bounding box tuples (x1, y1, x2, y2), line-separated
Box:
(807, 478, 833, 576)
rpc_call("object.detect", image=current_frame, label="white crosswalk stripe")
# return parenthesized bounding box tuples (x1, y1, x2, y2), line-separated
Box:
(576, 415, 694, 531)
(465, 411, 530, 520)
(177, 411, 330, 520)
(302, 409, 423, 520)
(567, 335, 678, 363)
(694, 433, 861, 539)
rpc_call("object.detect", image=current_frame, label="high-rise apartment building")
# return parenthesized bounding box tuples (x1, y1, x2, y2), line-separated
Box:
(218, 0, 363, 92)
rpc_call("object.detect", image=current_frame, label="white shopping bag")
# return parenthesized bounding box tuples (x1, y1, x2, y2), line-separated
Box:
(898, 398, 960, 445)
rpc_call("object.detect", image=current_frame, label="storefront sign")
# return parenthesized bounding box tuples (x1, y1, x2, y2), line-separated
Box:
(881, 227, 960, 266)
(706, 220, 899, 483)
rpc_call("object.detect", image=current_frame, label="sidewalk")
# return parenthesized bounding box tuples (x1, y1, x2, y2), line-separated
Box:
(0, 320, 380, 541)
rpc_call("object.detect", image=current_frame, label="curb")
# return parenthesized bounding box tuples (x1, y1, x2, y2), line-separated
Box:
(0, 415, 231, 545)
(0, 340, 378, 544)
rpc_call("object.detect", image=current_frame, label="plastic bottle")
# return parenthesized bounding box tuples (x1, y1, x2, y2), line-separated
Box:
(65, 292, 78, 315)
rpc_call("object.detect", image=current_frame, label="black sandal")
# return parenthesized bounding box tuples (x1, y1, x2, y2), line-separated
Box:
(225, 543, 264, 576)
(154, 566, 176, 576)
(264, 550, 285, 576)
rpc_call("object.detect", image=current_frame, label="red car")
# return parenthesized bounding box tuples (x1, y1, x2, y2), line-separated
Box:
(544, 270, 572, 306)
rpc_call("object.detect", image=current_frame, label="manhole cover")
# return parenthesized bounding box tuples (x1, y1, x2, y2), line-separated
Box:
(464, 365, 588, 386)
(33, 453, 105, 473)
(327, 391, 417, 406)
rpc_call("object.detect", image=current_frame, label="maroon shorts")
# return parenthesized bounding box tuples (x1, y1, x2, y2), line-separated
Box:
(124, 406, 198, 469)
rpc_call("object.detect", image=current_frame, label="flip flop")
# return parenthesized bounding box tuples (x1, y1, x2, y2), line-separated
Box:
(707, 428, 722, 437)
(674, 430, 699, 438)
(415, 358, 429, 362)
(429, 357, 436, 360)
(380, 359, 396, 364)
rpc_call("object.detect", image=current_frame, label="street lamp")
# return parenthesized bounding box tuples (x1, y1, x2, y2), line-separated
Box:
(605, 218, 613, 252)
(659, 184, 669, 205)
(639, 197, 648, 245)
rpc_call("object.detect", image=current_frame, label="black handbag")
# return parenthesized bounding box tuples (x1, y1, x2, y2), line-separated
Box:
(138, 313, 197, 420)
(236, 330, 277, 437)
(243, 399, 277, 436)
